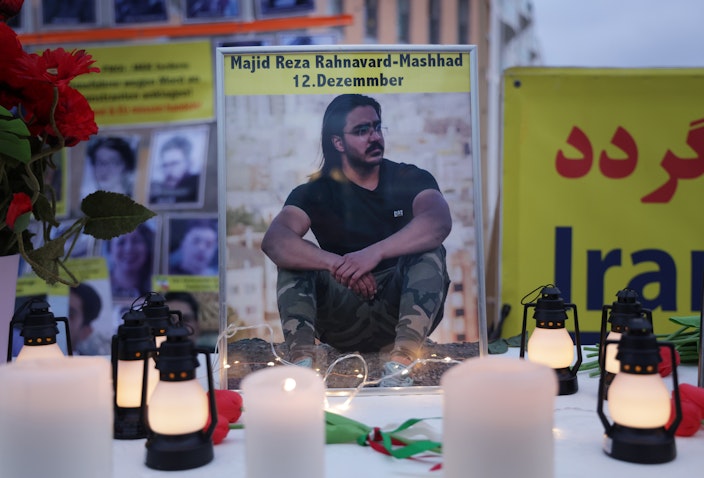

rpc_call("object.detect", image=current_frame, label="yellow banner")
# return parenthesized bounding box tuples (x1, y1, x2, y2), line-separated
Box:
(223, 50, 471, 95)
(73, 41, 214, 126)
(501, 67, 704, 337)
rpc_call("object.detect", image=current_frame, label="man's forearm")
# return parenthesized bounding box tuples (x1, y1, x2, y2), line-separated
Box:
(262, 225, 339, 271)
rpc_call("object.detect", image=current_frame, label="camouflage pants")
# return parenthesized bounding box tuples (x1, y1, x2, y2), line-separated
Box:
(276, 246, 450, 362)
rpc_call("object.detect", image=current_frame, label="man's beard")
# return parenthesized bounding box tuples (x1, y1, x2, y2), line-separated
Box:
(346, 142, 384, 171)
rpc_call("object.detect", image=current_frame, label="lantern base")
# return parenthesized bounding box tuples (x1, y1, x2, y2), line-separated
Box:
(146, 431, 214, 471)
(114, 406, 147, 440)
(604, 424, 676, 464)
(555, 367, 578, 395)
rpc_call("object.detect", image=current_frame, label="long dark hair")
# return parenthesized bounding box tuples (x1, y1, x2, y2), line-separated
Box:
(319, 94, 381, 175)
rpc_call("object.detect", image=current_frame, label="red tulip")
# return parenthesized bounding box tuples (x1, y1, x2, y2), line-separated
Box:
(667, 397, 703, 437)
(5, 192, 32, 229)
(203, 390, 243, 444)
(679, 383, 704, 410)
(205, 413, 230, 445)
(658, 345, 680, 377)
(211, 389, 243, 424)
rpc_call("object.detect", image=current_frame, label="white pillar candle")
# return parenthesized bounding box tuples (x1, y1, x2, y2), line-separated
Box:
(0, 356, 113, 478)
(441, 356, 557, 478)
(242, 366, 325, 478)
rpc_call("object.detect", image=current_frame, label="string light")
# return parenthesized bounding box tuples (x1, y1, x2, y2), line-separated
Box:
(212, 323, 465, 409)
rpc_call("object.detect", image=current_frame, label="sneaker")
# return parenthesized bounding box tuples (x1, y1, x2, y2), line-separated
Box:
(378, 360, 413, 387)
(293, 357, 313, 368)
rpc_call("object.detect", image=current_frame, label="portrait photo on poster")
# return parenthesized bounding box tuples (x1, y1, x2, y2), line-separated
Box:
(101, 216, 160, 301)
(112, 0, 169, 25)
(254, 0, 316, 18)
(147, 125, 208, 209)
(165, 213, 219, 277)
(40, 0, 99, 28)
(182, 0, 241, 21)
(80, 134, 140, 199)
(217, 46, 484, 389)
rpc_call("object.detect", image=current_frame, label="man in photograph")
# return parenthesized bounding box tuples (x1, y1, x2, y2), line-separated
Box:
(149, 134, 201, 205)
(168, 218, 218, 276)
(261, 93, 452, 387)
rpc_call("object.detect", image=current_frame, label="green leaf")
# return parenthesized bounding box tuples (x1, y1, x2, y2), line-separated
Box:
(505, 334, 524, 347)
(488, 339, 509, 354)
(80, 191, 156, 240)
(11, 212, 32, 233)
(24, 238, 66, 285)
(668, 315, 701, 329)
(0, 106, 31, 164)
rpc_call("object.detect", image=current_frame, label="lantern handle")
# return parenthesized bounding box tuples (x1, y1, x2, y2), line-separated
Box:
(565, 303, 582, 373)
(596, 339, 618, 434)
(199, 348, 218, 440)
(664, 342, 682, 436)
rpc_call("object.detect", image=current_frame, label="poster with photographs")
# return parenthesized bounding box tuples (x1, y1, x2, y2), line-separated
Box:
(113, 0, 169, 25)
(46, 149, 69, 218)
(40, 0, 99, 28)
(147, 125, 209, 209)
(182, 0, 242, 21)
(277, 32, 338, 46)
(216, 45, 486, 388)
(101, 216, 161, 301)
(80, 134, 140, 199)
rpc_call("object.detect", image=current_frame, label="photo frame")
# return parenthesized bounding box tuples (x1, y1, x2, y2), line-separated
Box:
(112, 0, 169, 25)
(182, 0, 242, 22)
(164, 213, 219, 277)
(101, 216, 161, 301)
(216, 45, 486, 390)
(40, 0, 99, 29)
(254, 0, 315, 19)
(80, 134, 140, 200)
(146, 125, 209, 209)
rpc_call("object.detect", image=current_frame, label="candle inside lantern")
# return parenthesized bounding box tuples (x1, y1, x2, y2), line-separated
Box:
(241, 366, 325, 478)
(441, 356, 557, 478)
(0, 356, 113, 478)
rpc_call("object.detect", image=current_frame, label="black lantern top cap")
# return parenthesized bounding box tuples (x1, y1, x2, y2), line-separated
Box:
(142, 292, 172, 334)
(19, 299, 60, 342)
(533, 286, 569, 323)
(155, 325, 200, 381)
(614, 317, 661, 373)
(608, 288, 651, 330)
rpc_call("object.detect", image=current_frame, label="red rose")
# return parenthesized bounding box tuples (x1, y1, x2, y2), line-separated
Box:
(5, 192, 32, 229)
(0, 0, 24, 22)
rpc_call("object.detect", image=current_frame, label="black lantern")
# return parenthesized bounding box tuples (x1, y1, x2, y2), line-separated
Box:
(599, 288, 652, 397)
(141, 292, 182, 348)
(143, 325, 217, 471)
(520, 285, 582, 395)
(597, 318, 682, 464)
(112, 308, 157, 439)
(7, 298, 72, 362)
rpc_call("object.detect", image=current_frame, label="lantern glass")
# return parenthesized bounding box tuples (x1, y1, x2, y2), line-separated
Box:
(116, 358, 158, 407)
(148, 379, 209, 435)
(604, 331, 622, 374)
(16, 343, 63, 362)
(608, 372, 670, 428)
(527, 327, 574, 368)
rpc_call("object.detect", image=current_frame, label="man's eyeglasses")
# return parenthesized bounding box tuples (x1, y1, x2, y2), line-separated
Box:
(343, 123, 388, 138)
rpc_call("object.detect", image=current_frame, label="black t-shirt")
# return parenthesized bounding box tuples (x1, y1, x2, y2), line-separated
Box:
(284, 159, 440, 270)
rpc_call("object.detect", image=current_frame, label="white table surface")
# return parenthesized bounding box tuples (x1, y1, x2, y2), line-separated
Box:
(113, 357, 704, 477)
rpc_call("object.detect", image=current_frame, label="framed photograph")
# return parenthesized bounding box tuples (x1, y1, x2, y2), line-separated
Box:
(147, 125, 209, 209)
(113, 0, 169, 25)
(101, 217, 161, 301)
(216, 45, 486, 390)
(165, 213, 219, 276)
(80, 134, 140, 199)
(40, 0, 99, 28)
(277, 32, 338, 46)
(254, 0, 315, 19)
(182, 0, 242, 21)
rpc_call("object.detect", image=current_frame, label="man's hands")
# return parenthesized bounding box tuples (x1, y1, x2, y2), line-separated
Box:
(331, 247, 381, 300)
